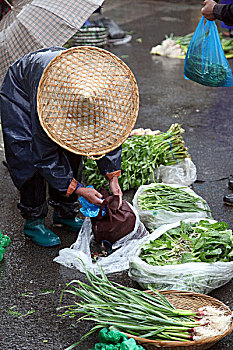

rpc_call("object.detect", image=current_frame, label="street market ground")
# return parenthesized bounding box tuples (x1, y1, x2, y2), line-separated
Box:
(0, 0, 233, 349)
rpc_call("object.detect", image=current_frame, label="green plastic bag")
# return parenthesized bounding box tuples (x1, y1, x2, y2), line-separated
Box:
(120, 338, 137, 350)
(92, 344, 120, 350)
(90, 329, 145, 350)
(98, 328, 127, 344)
(0, 230, 11, 262)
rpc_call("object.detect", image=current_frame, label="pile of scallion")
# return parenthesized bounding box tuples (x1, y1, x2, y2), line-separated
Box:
(137, 184, 209, 213)
(58, 267, 203, 348)
(83, 123, 190, 191)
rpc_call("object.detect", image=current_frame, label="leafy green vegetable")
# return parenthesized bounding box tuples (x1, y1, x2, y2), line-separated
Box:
(140, 220, 233, 265)
(83, 124, 190, 191)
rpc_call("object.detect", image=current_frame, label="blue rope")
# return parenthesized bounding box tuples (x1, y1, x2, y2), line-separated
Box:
(167, 139, 178, 163)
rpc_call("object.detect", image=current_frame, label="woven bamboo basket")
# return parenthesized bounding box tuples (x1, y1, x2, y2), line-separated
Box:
(71, 27, 108, 47)
(124, 290, 233, 350)
(37, 46, 139, 158)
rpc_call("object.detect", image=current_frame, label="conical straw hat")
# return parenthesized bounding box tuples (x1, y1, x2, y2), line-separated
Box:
(37, 46, 139, 158)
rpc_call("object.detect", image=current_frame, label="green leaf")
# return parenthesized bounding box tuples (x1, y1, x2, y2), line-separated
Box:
(39, 289, 55, 295)
(180, 253, 196, 263)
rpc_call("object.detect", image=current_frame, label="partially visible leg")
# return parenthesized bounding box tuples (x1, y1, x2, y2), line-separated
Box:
(18, 172, 60, 246)
(49, 152, 84, 232)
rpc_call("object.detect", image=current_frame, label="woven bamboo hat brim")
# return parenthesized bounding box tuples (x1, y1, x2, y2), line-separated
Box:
(37, 46, 139, 158)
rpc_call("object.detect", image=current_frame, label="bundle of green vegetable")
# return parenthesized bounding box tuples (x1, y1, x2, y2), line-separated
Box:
(83, 123, 190, 191)
(140, 220, 233, 266)
(137, 184, 208, 214)
(151, 32, 233, 58)
(176, 32, 233, 57)
(133, 183, 211, 230)
(59, 267, 204, 348)
(59, 266, 233, 349)
(169, 32, 194, 54)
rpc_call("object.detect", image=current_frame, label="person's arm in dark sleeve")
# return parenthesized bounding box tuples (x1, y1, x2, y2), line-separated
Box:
(96, 145, 122, 178)
(214, 3, 233, 25)
(202, 0, 233, 25)
(96, 145, 123, 207)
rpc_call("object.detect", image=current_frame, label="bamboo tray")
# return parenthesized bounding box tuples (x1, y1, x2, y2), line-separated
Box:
(124, 290, 233, 350)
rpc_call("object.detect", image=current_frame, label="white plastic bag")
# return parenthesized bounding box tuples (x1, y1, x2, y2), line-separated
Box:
(155, 158, 197, 186)
(128, 218, 233, 294)
(132, 183, 211, 230)
(54, 203, 149, 275)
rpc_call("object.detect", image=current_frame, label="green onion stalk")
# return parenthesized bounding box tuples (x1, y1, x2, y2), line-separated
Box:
(58, 266, 203, 348)
(83, 123, 190, 191)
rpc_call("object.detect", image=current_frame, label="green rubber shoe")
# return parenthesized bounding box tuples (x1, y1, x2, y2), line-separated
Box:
(53, 213, 84, 232)
(24, 218, 61, 247)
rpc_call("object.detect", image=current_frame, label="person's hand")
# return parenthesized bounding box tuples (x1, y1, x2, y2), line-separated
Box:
(109, 176, 123, 208)
(76, 187, 103, 205)
(201, 0, 216, 21)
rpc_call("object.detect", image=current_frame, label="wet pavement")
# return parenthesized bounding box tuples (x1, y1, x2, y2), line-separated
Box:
(0, 0, 233, 349)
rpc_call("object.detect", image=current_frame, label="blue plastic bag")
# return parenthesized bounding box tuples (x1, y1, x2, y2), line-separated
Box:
(184, 16, 233, 87)
(78, 185, 106, 217)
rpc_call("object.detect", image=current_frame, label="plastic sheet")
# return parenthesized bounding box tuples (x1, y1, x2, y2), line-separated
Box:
(54, 203, 149, 274)
(155, 158, 197, 186)
(128, 218, 233, 294)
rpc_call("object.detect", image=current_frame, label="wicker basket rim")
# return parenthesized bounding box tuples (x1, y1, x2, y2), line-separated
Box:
(124, 290, 233, 347)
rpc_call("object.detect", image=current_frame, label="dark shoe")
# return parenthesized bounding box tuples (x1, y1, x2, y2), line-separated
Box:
(53, 213, 83, 232)
(24, 218, 60, 247)
(223, 194, 233, 206)
(228, 175, 233, 191)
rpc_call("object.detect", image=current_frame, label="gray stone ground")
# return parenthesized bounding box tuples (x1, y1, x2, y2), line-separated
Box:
(0, 0, 233, 349)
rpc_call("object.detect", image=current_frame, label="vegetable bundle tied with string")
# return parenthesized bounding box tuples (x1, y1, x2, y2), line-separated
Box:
(83, 123, 190, 191)
(58, 267, 217, 349)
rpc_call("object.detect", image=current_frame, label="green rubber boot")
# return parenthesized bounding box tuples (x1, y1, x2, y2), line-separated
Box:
(53, 213, 84, 232)
(24, 218, 61, 247)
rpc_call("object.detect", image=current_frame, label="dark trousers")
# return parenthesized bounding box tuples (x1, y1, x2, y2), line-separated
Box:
(18, 151, 82, 220)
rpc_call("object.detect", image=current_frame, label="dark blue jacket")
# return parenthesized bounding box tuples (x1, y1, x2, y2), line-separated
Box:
(0, 47, 121, 191)
(214, 3, 233, 25)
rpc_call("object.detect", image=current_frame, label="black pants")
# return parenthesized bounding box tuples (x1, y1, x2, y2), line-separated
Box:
(17, 151, 82, 220)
